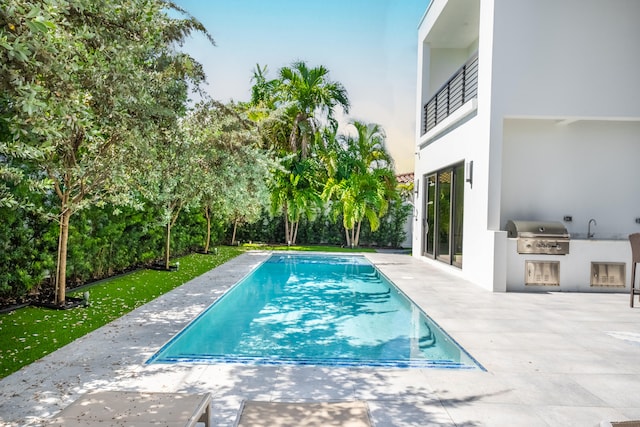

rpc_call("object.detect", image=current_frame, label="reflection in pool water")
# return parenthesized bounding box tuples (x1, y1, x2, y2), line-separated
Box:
(148, 254, 483, 369)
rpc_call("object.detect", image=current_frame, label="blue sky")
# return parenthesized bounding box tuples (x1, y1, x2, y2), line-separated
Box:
(173, 0, 428, 173)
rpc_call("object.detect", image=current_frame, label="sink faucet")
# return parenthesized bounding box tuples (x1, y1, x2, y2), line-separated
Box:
(588, 218, 597, 239)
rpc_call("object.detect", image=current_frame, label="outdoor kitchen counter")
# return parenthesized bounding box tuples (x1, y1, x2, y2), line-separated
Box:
(506, 238, 631, 292)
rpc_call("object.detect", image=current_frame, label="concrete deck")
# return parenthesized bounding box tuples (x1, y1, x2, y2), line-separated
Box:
(1, 251, 639, 426)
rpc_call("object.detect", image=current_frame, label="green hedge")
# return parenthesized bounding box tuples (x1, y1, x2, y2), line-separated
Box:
(1, 198, 409, 301)
(0, 203, 226, 302)
(231, 199, 411, 248)
(0, 206, 56, 298)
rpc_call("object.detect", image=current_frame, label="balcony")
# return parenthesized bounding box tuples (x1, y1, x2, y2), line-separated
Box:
(422, 54, 478, 135)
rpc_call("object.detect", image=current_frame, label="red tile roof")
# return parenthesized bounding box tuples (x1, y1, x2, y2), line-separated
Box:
(396, 172, 414, 184)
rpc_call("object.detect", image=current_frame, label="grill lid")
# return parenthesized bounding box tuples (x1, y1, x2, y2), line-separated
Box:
(505, 220, 569, 238)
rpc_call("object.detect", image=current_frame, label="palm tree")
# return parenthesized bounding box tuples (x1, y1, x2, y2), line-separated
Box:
(321, 121, 397, 247)
(351, 121, 393, 171)
(269, 157, 322, 245)
(248, 62, 349, 244)
(250, 64, 278, 108)
(278, 61, 350, 158)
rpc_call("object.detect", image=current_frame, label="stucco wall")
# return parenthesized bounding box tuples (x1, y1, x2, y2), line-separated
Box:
(414, 112, 504, 292)
(414, 0, 499, 291)
(501, 119, 640, 240)
(428, 47, 476, 97)
(491, 0, 640, 119)
(414, 0, 640, 292)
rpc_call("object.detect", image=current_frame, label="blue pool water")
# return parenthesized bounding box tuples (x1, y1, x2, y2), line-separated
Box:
(147, 254, 483, 369)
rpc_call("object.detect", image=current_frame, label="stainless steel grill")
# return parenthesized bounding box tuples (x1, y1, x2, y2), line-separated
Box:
(505, 220, 570, 255)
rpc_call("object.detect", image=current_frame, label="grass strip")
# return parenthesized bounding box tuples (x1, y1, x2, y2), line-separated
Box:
(0, 247, 243, 379)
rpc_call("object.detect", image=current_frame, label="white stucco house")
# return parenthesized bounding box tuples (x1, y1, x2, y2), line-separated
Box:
(412, 0, 640, 292)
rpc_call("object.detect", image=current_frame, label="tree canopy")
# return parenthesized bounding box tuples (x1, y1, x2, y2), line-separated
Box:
(247, 62, 400, 246)
(1, 0, 213, 303)
(0, 7, 409, 303)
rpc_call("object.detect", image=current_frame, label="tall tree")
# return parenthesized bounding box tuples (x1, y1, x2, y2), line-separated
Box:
(248, 61, 349, 244)
(278, 61, 350, 159)
(269, 157, 322, 245)
(139, 126, 202, 271)
(0, 0, 212, 304)
(350, 121, 393, 171)
(183, 101, 275, 251)
(321, 121, 398, 247)
(246, 64, 292, 153)
(249, 64, 279, 111)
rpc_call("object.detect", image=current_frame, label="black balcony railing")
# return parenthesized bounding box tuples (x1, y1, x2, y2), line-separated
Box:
(422, 54, 478, 135)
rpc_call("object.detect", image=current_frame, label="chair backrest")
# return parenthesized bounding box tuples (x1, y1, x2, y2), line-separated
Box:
(630, 233, 640, 263)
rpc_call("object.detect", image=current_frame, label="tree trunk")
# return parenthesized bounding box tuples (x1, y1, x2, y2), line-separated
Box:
(292, 221, 299, 245)
(355, 220, 362, 247)
(231, 218, 239, 245)
(286, 219, 293, 244)
(164, 222, 171, 270)
(301, 126, 310, 159)
(283, 204, 290, 244)
(344, 227, 350, 247)
(165, 205, 181, 270)
(289, 113, 303, 155)
(204, 205, 211, 253)
(55, 205, 72, 305)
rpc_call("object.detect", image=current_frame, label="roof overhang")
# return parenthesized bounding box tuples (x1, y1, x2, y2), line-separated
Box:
(424, 0, 480, 49)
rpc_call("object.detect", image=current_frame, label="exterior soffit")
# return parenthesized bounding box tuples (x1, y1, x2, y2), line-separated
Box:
(425, 0, 480, 49)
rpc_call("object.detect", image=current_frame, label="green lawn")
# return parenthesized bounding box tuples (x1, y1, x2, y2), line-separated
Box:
(0, 247, 243, 379)
(0, 244, 373, 379)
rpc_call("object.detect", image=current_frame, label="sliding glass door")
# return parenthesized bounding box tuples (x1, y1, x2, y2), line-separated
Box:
(423, 174, 436, 257)
(452, 163, 464, 268)
(422, 163, 464, 268)
(437, 171, 452, 263)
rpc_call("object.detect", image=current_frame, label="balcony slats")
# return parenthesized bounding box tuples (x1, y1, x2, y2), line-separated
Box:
(423, 54, 479, 135)
(425, 100, 436, 131)
(464, 56, 479, 100)
(449, 72, 464, 111)
(436, 90, 449, 123)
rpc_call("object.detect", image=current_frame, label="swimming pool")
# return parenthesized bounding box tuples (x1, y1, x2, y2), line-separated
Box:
(148, 254, 483, 369)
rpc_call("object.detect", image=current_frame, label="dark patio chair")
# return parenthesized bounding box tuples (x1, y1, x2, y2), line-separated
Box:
(630, 233, 640, 307)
